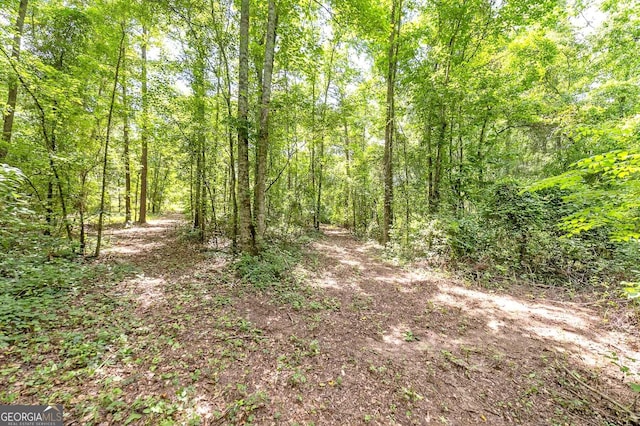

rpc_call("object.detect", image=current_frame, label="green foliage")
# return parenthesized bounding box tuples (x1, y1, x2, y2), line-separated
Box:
(397, 181, 639, 287)
(235, 245, 300, 289)
(0, 166, 82, 343)
(0, 165, 137, 345)
(529, 149, 640, 241)
(622, 272, 640, 303)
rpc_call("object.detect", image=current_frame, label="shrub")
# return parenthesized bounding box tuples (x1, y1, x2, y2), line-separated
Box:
(0, 165, 87, 344)
(235, 246, 300, 289)
(396, 180, 640, 287)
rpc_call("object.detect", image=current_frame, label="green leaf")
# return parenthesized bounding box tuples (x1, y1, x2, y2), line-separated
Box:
(125, 412, 143, 424)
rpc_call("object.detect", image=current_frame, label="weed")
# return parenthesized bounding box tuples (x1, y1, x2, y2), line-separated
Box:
(401, 386, 424, 403)
(289, 369, 307, 387)
(403, 330, 417, 342)
(235, 246, 300, 289)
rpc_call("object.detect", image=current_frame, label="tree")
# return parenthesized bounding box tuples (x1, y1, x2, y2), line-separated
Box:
(121, 31, 132, 225)
(95, 25, 126, 257)
(138, 25, 149, 224)
(253, 0, 278, 241)
(237, 0, 256, 253)
(1, 0, 28, 161)
(382, 0, 402, 244)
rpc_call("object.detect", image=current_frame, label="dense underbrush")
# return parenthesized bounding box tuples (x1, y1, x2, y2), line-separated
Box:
(0, 165, 136, 345)
(388, 182, 640, 296)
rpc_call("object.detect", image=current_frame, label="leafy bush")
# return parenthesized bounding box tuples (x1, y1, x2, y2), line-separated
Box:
(0, 165, 87, 344)
(398, 180, 640, 287)
(388, 218, 450, 262)
(529, 149, 640, 241)
(235, 246, 300, 289)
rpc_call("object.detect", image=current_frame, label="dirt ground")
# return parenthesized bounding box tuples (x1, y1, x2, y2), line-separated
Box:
(3, 215, 640, 425)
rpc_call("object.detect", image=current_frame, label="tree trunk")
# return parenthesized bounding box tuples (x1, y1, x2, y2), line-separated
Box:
(253, 0, 277, 241)
(237, 0, 256, 253)
(138, 26, 149, 224)
(1, 0, 28, 161)
(382, 0, 402, 244)
(315, 39, 338, 231)
(425, 115, 433, 210)
(211, 2, 238, 250)
(193, 49, 206, 240)
(122, 37, 132, 225)
(95, 27, 126, 257)
(477, 110, 489, 187)
(310, 77, 317, 229)
(431, 114, 446, 212)
(344, 119, 356, 230)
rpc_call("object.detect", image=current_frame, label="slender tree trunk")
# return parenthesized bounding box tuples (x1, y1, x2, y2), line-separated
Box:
(425, 115, 433, 210)
(96, 27, 126, 257)
(344, 120, 355, 230)
(310, 77, 317, 228)
(315, 39, 338, 231)
(46, 181, 53, 234)
(138, 26, 149, 224)
(237, 0, 255, 253)
(122, 38, 132, 225)
(193, 50, 206, 240)
(382, 0, 402, 244)
(1, 0, 28, 161)
(224, 52, 238, 250)
(402, 132, 410, 246)
(211, 0, 238, 250)
(431, 114, 446, 211)
(477, 110, 489, 187)
(253, 0, 277, 241)
(79, 171, 88, 254)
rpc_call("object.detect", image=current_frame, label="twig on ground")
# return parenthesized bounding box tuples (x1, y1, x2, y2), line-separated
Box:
(558, 362, 640, 423)
(211, 334, 265, 343)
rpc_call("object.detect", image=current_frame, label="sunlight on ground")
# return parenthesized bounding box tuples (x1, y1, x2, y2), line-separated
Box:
(435, 285, 640, 372)
(106, 241, 165, 255)
(313, 227, 640, 379)
(380, 325, 433, 353)
(437, 286, 593, 327)
(108, 224, 168, 236)
(311, 275, 341, 290)
(129, 275, 167, 309)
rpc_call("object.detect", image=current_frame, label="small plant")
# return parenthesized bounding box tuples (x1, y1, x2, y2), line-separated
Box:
(308, 339, 320, 356)
(401, 386, 424, 403)
(235, 246, 300, 289)
(621, 272, 640, 303)
(289, 369, 307, 387)
(403, 330, 417, 342)
(606, 352, 640, 393)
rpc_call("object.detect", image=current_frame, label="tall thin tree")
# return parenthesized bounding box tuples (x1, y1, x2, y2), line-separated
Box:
(237, 0, 256, 253)
(138, 26, 149, 224)
(122, 32, 132, 225)
(382, 0, 402, 244)
(95, 26, 126, 256)
(1, 0, 28, 161)
(253, 0, 278, 240)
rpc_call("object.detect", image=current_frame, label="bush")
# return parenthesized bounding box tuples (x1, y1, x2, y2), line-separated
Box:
(397, 181, 640, 287)
(235, 246, 300, 289)
(0, 165, 87, 344)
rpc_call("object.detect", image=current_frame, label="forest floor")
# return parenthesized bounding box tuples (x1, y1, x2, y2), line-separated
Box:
(2, 215, 640, 425)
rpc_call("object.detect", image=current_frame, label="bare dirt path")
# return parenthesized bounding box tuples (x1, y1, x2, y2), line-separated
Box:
(267, 226, 640, 425)
(17, 217, 636, 425)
